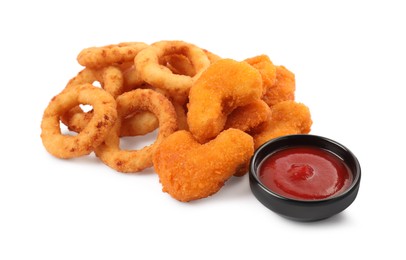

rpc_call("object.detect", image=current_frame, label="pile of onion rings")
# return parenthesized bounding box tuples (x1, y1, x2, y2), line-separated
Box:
(41, 40, 312, 201)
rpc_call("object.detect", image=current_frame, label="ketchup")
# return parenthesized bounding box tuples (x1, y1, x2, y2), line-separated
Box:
(258, 146, 352, 200)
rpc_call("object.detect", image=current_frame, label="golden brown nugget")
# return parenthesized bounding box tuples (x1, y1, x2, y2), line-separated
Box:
(263, 66, 296, 107)
(225, 99, 271, 133)
(245, 55, 277, 97)
(187, 59, 263, 143)
(253, 100, 312, 149)
(153, 129, 254, 202)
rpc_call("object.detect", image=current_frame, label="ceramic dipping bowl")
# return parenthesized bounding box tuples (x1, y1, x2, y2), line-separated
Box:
(249, 134, 361, 221)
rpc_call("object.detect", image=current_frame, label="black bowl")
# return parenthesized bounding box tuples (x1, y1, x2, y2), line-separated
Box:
(249, 134, 361, 221)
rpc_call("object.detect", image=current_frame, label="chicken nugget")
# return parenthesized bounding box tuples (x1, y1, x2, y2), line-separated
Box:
(187, 59, 263, 143)
(263, 66, 296, 107)
(245, 55, 277, 97)
(225, 99, 271, 133)
(253, 100, 312, 149)
(153, 129, 254, 202)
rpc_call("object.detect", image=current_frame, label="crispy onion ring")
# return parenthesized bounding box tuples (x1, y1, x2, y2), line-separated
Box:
(95, 89, 178, 173)
(61, 67, 159, 137)
(41, 84, 117, 159)
(77, 42, 148, 69)
(161, 54, 196, 77)
(134, 40, 211, 104)
(203, 49, 221, 63)
(61, 66, 123, 133)
(120, 111, 159, 137)
(64, 66, 124, 97)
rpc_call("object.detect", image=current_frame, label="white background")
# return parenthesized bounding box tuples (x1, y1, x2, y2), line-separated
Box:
(1, 0, 405, 259)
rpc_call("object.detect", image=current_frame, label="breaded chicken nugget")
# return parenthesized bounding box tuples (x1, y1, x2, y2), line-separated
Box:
(245, 55, 277, 97)
(225, 99, 271, 133)
(153, 129, 254, 202)
(187, 59, 263, 143)
(263, 66, 296, 107)
(253, 100, 312, 149)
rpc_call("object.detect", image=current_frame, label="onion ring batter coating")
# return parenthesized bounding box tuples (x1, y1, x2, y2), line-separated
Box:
(61, 66, 123, 133)
(64, 66, 124, 97)
(77, 42, 148, 69)
(187, 59, 263, 143)
(62, 67, 159, 137)
(95, 89, 177, 173)
(153, 129, 254, 202)
(119, 110, 159, 137)
(203, 49, 221, 63)
(122, 65, 146, 92)
(41, 84, 117, 158)
(134, 40, 211, 104)
(162, 54, 196, 77)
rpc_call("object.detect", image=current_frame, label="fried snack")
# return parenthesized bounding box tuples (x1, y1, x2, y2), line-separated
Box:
(41, 39, 313, 202)
(41, 84, 117, 158)
(224, 100, 271, 177)
(245, 55, 277, 97)
(60, 66, 123, 134)
(225, 99, 271, 133)
(77, 42, 148, 69)
(62, 67, 159, 137)
(119, 111, 159, 137)
(203, 49, 221, 63)
(187, 59, 263, 143)
(162, 54, 196, 77)
(173, 101, 189, 130)
(153, 129, 254, 202)
(64, 66, 124, 97)
(263, 65, 296, 107)
(122, 65, 145, 92)
(253, 100, 312, 149)
(95, 89, 177, 173)
(162, 49, 221, 76)
(134, 40, 211, 104)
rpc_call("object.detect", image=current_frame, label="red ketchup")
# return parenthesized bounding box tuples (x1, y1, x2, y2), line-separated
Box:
(259, 146, 352, 200)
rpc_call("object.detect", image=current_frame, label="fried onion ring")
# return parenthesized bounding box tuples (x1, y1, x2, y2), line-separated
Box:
(120, 111, 159, 137)
(41, 84, 117, 158)
(77, 42, 148, 69)
(61, 66, 123, 133)
(95, 89, 177, 173)
(161, 54, 196, 77)
(134, 40, 211, 104)
(62, 67, 159, 137)
(64, 66, 124, 97)
(203, 49, 221, 63)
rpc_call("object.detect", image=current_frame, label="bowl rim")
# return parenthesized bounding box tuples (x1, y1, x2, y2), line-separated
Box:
(249, 134, 361, 203)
